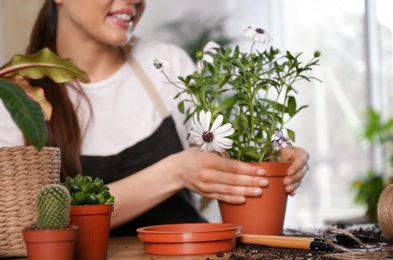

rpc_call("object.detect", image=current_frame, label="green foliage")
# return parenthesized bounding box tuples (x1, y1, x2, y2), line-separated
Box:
(62, 173, 115, 206)
(351, 170, 385, 223)
(0, 80, 47, 148)
(0, 48, 89, 150)
(361, 108, 393, 144)
(36, 184, 71, 230)
(352, 108, 393, 223)
(175, 46, 320, 162)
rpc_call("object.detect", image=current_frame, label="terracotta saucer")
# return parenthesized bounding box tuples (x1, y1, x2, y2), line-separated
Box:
(136, 223, 242, 255)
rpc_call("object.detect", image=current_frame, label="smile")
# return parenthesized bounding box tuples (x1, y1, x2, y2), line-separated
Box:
(112, 13, 132, 22)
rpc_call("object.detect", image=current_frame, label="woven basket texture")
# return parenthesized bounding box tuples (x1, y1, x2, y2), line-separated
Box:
(0, 146, 61, 258)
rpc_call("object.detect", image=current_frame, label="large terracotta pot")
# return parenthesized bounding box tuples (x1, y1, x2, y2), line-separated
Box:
(219, 161, 290, 235)
(69, 203, 114, 260)
(22, 226, 78, 260)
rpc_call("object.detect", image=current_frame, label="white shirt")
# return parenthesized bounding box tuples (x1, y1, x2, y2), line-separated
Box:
(0, 38, 196, 156)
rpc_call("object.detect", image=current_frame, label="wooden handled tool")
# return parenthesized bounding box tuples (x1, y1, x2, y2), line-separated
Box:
(239, 234, 331, 251)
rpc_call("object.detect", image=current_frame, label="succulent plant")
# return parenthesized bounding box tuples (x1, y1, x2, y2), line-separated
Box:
(62, 173, 115, 206)
(36, 184, 71, 230)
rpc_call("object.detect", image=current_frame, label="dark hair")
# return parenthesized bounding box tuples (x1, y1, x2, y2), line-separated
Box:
(25, 0, 83, 178)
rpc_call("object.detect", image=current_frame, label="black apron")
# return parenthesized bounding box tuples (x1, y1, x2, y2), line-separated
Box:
(80, 53, 206, 236)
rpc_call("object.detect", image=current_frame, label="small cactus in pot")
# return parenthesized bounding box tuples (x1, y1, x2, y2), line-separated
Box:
(22, 184, 78, 260)
(36, 184, 71, 230)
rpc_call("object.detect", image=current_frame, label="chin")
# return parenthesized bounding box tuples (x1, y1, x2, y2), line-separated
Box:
(108, 36, 130, 46)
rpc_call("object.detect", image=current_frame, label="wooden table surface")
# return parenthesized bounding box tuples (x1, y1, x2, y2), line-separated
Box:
(3, 236, 224, 260)
(4, 227, 392, 259)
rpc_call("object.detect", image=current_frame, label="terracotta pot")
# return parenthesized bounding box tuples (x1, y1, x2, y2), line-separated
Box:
(22, 226, 78, 260)
(137, 223, 241, 255)
(219, 161, 290, 235)
(69, 203, 114, 260)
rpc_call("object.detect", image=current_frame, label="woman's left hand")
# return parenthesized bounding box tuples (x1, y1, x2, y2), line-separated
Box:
(279, 147, 309, 196)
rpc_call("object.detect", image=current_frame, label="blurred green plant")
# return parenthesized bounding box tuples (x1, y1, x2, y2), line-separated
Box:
(351, 108, 393, 223)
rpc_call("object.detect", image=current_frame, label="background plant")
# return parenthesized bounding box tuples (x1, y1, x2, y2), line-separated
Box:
(351, 108, 393, 223)
(174, 43, 320, 162)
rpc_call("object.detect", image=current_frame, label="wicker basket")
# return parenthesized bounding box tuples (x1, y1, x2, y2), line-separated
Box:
(0, 146, 61, 258)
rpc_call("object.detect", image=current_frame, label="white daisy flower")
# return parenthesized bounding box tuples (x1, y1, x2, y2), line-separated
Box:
(196, 41, 220, 71)
(270, 130, 293, 151)
(190, 110, 234, 153)
(153, 58, 171, 71)
(244, 26, 272, 43)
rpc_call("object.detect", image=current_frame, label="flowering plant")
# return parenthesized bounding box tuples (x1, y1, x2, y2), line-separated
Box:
(158, 27, 320, 162)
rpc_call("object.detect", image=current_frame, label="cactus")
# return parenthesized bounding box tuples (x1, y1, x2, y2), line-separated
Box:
(36, 184, 71, 230)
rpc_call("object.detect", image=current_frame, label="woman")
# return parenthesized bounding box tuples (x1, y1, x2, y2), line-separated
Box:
(0, 0, 309, 235)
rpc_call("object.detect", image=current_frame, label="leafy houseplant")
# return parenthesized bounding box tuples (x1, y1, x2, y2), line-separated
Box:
(0, 48, 89, 150)
(22, 184, 78, 260)
(61, 174, 115, 260)
(158, 27, 320, 162)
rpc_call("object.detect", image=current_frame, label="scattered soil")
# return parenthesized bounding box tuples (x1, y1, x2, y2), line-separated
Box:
(217, 224, 392, 260)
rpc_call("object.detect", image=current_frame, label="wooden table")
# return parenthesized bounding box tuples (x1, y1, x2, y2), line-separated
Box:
(6, 228, 393, 260)
(3, 236, 223, 260)
(107, 235, 393, 259)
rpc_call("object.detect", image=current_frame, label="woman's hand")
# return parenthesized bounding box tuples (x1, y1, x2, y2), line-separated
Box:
(173, 147, 268, 204)
(172, 146, 309, 204)
(279, 146, 310, 196)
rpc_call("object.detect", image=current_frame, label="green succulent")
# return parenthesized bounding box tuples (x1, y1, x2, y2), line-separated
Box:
(36, 184, 71, 230)
(62, 173, 115, 206)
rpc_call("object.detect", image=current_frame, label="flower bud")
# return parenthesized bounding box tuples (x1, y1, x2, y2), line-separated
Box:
(195, 50, 204, 60)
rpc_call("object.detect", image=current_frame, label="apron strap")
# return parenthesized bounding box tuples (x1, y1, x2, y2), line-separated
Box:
(124, 45, 170, 119)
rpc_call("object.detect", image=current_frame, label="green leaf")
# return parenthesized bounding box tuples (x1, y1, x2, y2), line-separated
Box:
(287, 96, 297, 117)
(8, 76, 52, 120)
(287, 129, 295, 142)
(0, 79, 47, 149)
(0, 48, 89, 83)
(177, 100, 185, 113)
(215, 97, 236, 115)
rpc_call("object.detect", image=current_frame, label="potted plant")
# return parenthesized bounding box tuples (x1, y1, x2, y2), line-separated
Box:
(155, 26, 320, 235)
(0, 48, 89, 258)
(61, 173, 115, 260)
(22, 184, 78, 260)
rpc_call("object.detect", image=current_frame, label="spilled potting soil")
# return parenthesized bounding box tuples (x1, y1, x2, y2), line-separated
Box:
(215, 224, 392, 260)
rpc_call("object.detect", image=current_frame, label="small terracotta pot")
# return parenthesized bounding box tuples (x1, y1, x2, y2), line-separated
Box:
(137, 223, 241, 255)
(69, 203, 114, 260)
(22, 226, 78, 260)
(219, 161, 290, 235)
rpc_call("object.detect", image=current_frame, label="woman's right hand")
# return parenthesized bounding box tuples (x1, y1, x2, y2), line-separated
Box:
(171, 147, 268, 204)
